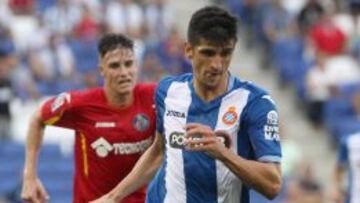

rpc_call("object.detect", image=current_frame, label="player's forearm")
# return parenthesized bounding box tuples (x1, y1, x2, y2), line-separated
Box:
(219, 149, 281, 199)
(108, 135, 164, 201)
(23, 110, 45, 178)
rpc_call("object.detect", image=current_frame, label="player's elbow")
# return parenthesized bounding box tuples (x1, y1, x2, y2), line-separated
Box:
(264, 177, 282, 200)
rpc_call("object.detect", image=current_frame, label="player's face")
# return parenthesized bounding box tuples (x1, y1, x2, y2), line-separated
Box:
(100, 48, 137, 95)
(185, 39, 235, 89)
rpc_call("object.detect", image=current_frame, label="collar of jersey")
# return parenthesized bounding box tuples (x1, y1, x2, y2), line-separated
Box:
(188, 72, 235, 111)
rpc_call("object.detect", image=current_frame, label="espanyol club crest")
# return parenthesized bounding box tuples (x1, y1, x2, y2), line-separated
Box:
(133, 113, 150, 132)
(222, 106, 238, 125)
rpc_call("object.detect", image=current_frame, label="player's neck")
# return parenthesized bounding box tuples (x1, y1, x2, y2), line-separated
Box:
(104, 89, 133, 109)
(193, 74, 228, 102)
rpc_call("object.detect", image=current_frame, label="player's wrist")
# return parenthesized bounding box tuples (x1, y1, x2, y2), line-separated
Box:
(23, 169, 38, 179)
(217, 147, 233, 162)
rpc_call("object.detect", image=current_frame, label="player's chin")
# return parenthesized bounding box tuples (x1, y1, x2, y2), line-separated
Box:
(116, 83, 135, 93)
(204, 77, 222, 88)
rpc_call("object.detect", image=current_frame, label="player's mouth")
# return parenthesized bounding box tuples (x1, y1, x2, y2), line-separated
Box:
(118, 79, 132, 85)
(206, 72, 222, 79)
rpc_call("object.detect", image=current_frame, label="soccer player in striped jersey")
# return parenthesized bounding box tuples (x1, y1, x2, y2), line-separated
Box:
(92, 6, 282, 203)
(21, 33, 156, 203)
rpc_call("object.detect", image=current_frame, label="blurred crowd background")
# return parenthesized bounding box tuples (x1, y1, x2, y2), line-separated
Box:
(1, 0, 360, 202)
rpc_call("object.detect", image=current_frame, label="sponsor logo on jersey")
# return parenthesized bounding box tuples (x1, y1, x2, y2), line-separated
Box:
(169, 132, 186, 149)
(133, 113, 150, 132)
(222, 106, 238, 125)
(166, 110, 186, 118)
(91, 137, 113, 158)
(169, 131, 231, 149)
(91, 136, 153, 158)
(95, 122, 116, 128)
(51, 92, 70, 112)
(264, 110, 280, 141)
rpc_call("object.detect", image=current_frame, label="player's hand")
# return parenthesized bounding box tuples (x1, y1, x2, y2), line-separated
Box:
(329, 187, 345, 203)
(89, 194, 118, 203)
(21, 176, 49, 203)
(184, 123, 230, 160)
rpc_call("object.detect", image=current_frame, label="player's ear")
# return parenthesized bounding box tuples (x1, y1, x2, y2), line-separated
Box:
(99, 65, 104, 76)
(184, 42, 193, 60)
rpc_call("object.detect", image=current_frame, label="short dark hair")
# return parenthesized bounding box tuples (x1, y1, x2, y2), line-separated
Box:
(187, 6, 237, 46)
(98, 33, 134, 58)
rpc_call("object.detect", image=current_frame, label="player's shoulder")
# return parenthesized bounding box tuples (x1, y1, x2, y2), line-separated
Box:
(61, 87, 103, 106)
(135, 83, 157, 95)
(232, 77, 269, 100)
(156, 73, 192, 94)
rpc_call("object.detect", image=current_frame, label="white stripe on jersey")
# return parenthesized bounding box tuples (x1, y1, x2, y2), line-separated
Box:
(348, 134, 360, 203)
(163, 82, 191, 203)
(215, 88, 250, 203)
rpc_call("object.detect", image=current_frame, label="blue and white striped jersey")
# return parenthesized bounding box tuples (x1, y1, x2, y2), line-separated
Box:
(147, 73, 282, 203)
(338, 132, 360, 203)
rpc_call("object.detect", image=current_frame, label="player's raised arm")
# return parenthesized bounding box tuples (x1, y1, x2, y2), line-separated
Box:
(21, 107, 50, 203)
(90, 131, 165, 203)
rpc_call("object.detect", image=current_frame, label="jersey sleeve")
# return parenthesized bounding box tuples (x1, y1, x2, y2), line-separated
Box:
(245, 95, 282, 163)
(40, 92, 76, 129)
(337, 137, 349, 167)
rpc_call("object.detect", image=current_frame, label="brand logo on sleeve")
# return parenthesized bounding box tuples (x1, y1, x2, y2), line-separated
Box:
(264, 110, 280, 141)
(222, 106, 238, 125)
(51, 92, 70, 112)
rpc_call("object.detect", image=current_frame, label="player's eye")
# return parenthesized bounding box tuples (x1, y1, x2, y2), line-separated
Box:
(124, 60, 134, 68)
(109, 62, 120, 69)
(220, 48, 233, 57)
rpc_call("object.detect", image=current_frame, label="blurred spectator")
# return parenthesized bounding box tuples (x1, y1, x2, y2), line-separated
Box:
(263, 0, 292, 43)
(305, 53, 328, 125)
(297, 0, 324, 35)
(68, 31, 100, 89)
(105, 0, 144, 38)
(8, 0, 35, 15)
(0, 1, 13, 28)
(308, 10, 347, 56)
(139, 52, 166, 83)
(349, 0, 360, 17)
(73, 4, 99, 40)
(0, 43, 14, 140)
(43, 0, 82, 36)
(144, 0, 175, 42)
(352, 89, 360, 117)
(281, 0, 307, 16)
(285, 163, 324, 203)
(153, 27, 191, 75)
(261, 0, 292, 68)
(305, 54, 360, 125)
(28, 33, 79, 95)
